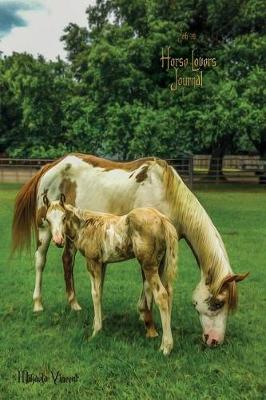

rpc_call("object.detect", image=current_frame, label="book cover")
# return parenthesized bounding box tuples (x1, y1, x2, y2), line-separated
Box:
(0, 1, 265, 399)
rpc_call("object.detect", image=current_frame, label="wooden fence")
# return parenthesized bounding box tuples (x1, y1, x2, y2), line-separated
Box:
(0, 156, 265, 186)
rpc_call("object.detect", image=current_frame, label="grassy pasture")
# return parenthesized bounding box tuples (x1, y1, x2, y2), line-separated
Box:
(0, 183, 265, 399)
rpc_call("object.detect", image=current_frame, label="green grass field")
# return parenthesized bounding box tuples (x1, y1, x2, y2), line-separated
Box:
(0, 184, 265, 399)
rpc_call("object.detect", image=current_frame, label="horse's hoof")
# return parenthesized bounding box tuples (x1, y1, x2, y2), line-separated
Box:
(163, 347, 172, 356)
(70, 302, 82, 311)
(146, 328, 159, 338)
(33, 302, 43, 312)
(159, 341, 173, 356)
(91, 328, 101, 338)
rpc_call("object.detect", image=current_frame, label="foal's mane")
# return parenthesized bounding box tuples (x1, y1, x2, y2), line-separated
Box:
(66, 204, 115, 227)
(161, 163, 237, 311)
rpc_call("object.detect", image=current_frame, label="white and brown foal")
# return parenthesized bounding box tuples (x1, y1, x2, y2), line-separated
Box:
(44, 194, 177, 355)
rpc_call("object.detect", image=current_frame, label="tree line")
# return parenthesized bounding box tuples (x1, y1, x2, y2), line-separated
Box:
(0, 0, 265, 164)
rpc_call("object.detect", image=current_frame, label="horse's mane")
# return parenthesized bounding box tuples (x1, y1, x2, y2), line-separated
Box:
(162, 163, 237, 311)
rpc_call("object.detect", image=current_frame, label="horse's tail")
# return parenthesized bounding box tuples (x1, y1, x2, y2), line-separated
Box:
(11, 160, 60, 254)
(161, 216, 178, 284)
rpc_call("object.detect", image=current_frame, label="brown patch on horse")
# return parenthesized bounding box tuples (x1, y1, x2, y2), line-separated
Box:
(76, 153, 156, 171)
(135, 165, 149, 183)
(59, 178, 77, 206)
(36, 206, 47, 228)
(11, 157, 63, 253)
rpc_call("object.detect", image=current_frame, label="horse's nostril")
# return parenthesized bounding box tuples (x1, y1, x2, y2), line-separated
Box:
(211, 339, 218, 346)
(204, 334, 209, 342)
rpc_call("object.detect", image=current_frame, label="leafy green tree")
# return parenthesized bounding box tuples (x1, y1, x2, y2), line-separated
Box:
(0, 0, 265, 164)
(0, 53, 73, 157)
(238, 66, 266, 157)
(60, 0, 265, 165)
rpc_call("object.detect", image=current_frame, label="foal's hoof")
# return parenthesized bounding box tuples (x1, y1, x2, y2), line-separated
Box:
(91, 328, 102, 338)
(33, 300, 43, 312)
(139, 312, 145, 322)
(159, 342, 173, 356)
(146, 328, 159, 338)
(70, 301, 82, 311)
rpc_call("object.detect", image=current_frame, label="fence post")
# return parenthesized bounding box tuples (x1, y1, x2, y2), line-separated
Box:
(188, 155, 193, 189)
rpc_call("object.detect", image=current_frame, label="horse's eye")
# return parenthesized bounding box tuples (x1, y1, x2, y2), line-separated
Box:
(210, 300, 224, 311)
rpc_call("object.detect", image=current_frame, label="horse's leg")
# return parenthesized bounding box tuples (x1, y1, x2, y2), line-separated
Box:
(138, 270, 158, 338)
(62, 239, 81, 311)
(33, 227, 51, 312)
(87, 260, 103, 336)
(143, 267, 173, 355)
(101, 263, 107, 296)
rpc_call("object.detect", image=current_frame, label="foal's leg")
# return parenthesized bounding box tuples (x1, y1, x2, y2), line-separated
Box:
(143, 267, 173, 355)
(160, 242, 178, 333)
(137, 269, 148, 320)
(87, 260, 104, 336)
(62, 239, 81, 311)
(137, 270, 158, 337)
(164, 282, 173, 323)
(160, 263, 174, 325)
(33, 227, 51, 312)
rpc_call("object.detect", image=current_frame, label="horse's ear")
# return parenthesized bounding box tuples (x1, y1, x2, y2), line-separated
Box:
(43, 194, 50, 208)
(219, 272, 249, 292)
(60, 193, 66, 207)
(234, 272, 250, 282)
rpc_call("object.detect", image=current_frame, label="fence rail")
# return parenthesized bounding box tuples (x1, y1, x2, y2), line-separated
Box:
(0, 156, 265, 186)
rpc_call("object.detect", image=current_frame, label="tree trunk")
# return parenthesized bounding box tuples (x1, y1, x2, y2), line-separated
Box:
(207, 148, 226, 181)
(259, 138, 266, 159)
(259, 138, 266, 184)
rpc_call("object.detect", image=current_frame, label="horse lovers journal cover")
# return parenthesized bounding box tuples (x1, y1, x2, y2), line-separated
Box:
(0, 1, 265, 399)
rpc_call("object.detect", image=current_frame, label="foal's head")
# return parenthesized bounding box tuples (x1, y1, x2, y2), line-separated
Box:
(43, 194, 68, 247)
(192, 272, 249, 347)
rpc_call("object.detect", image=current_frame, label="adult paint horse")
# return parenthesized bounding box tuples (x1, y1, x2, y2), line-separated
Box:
(44, 195, 177, 355)
(12, 153, 248, 347)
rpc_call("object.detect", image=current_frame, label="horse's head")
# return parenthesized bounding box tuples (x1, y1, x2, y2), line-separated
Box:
(43, 194, 67, 248)
(192, 272, 249, 347)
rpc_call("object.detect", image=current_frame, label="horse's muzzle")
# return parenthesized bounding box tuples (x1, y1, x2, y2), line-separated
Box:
(55, 242, 64, 248)
(52, 235, 65, 248)
(202, 333, 223, 347)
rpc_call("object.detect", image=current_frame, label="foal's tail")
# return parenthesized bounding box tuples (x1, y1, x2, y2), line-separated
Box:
(161, 217, 178, 283)
(11, 160, 59, 254)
